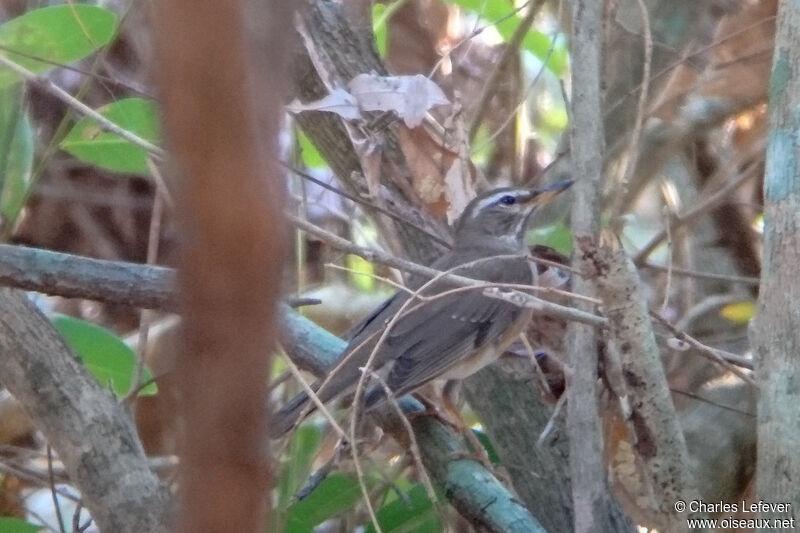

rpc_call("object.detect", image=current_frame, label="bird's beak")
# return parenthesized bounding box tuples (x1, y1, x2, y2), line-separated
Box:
(522, 179, 574, 208)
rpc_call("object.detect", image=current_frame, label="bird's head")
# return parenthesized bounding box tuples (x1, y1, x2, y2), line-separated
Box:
(453, 180, 573, 250)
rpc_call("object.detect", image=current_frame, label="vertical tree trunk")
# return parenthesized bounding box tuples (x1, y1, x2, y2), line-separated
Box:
(752, 0, 800, 525)
(157, 1, 292, 531)
(566, 1, 621, 532)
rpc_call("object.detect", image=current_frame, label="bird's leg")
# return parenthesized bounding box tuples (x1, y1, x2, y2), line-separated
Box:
(404, 389, 495, 470)
(440, 381, 495, 470)
(405, 392, 459, 430)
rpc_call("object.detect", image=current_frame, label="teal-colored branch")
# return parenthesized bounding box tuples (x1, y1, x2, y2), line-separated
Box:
(0, 244, 545, 532)
(0, 244, 177, 310)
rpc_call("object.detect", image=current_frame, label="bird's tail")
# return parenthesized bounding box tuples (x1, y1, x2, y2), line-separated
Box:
(271, 391, 315, 437)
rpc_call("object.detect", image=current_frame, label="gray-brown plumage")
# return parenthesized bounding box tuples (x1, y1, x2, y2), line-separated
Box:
(274, 182, 573, 435)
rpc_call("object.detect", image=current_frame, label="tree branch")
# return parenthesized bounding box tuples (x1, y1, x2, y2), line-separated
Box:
(0, 289, 172, 532)
(566, 1, 629, 531)
(586, 233, 696, 530)
(751, 0, 800, 521)
(0, 244, 177, 310)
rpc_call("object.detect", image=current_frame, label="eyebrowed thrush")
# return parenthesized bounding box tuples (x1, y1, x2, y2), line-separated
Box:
(275, 181, 573, 435)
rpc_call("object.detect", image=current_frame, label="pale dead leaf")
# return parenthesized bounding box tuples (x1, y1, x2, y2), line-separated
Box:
(286, 87, 362, 121)
(348, 73, 449, 128)
(444, 159, 473, 224)
(441, 106, 476, 224)
(354, 138, 383, 199)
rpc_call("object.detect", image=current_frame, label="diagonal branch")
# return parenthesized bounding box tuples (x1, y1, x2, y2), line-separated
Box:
(0, 289, 172, 532)
(0, 55, 163, 158)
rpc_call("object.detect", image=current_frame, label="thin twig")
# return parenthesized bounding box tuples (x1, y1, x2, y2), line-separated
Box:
(124, 187, 165, 404)
(472, 31, 560, 155)
(633, 157, 761, 266)
(650, 312, 756, 379)
(670, 388, 755, 417)
(281, 162, 451, 248)
(146, 158, 176, 209)
(610, 0, 652, 220)
(0, 44, 154, 97)
(604, 15, 776, 117)
(483, 287, 606, 326)
(72, 500, 86, 533)
(468, 0, 545, 140)
(282, 355, 349, 440)
(363, 369, 441, 515)
(47, 445, 67, 533)
(0, 55, 163, 158)
(661, 205, 673, 311)
(428, 0, 533, 79)
(642, 263, 760, 285)
(527, 254, 581, 275)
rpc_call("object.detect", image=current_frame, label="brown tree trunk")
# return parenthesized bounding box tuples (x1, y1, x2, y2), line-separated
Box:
(156, 1, 292, 531)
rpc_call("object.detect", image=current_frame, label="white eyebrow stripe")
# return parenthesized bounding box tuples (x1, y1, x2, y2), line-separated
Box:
(469, 191, 520, 218)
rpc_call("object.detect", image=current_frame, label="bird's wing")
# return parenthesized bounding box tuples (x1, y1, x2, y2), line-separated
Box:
(273, 251, 532, 433)
(368, 255, 534, 404)
(309, 252, 532, 406)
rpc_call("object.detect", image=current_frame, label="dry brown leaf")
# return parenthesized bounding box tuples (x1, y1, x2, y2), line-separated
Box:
(605, 407, 661, 529)
(397, 125, 449, 215)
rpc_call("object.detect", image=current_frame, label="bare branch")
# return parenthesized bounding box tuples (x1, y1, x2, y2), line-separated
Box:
(566, 1, 631, 531)
(586, 232, 696, 530)
(0, 55, 164, 158)
(0, 289, 172, 532)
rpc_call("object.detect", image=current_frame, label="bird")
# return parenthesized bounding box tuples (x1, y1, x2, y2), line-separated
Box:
(274, 181, 574, 436)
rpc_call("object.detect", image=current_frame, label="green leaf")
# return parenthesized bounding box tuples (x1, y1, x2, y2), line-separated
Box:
(372, 3, 388, 57)
(528, 219, 571, 255)
(0, 85, 33, 225)
(448, 0, 567, 75)
(285, 473, 365, 533)
(297, 129, 326, 169)
(366, 484, 442, 533)
(277, 425, 324, 511)
(472, 428, 500, 464)
(0, 5, 117, 87)
(540, 102, 568, 130)
(346, 253, 375, 292)
(60, 98, 160, 175)
(51, 315, 157, 396)
(0, 517, 43, 533)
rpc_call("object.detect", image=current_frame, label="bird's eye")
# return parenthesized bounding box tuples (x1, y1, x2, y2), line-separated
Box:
(499, 195, 516, 206)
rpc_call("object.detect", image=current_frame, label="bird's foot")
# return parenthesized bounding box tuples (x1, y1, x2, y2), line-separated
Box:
(404, 394, 461, 430)
(447, 448, 496, 472)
